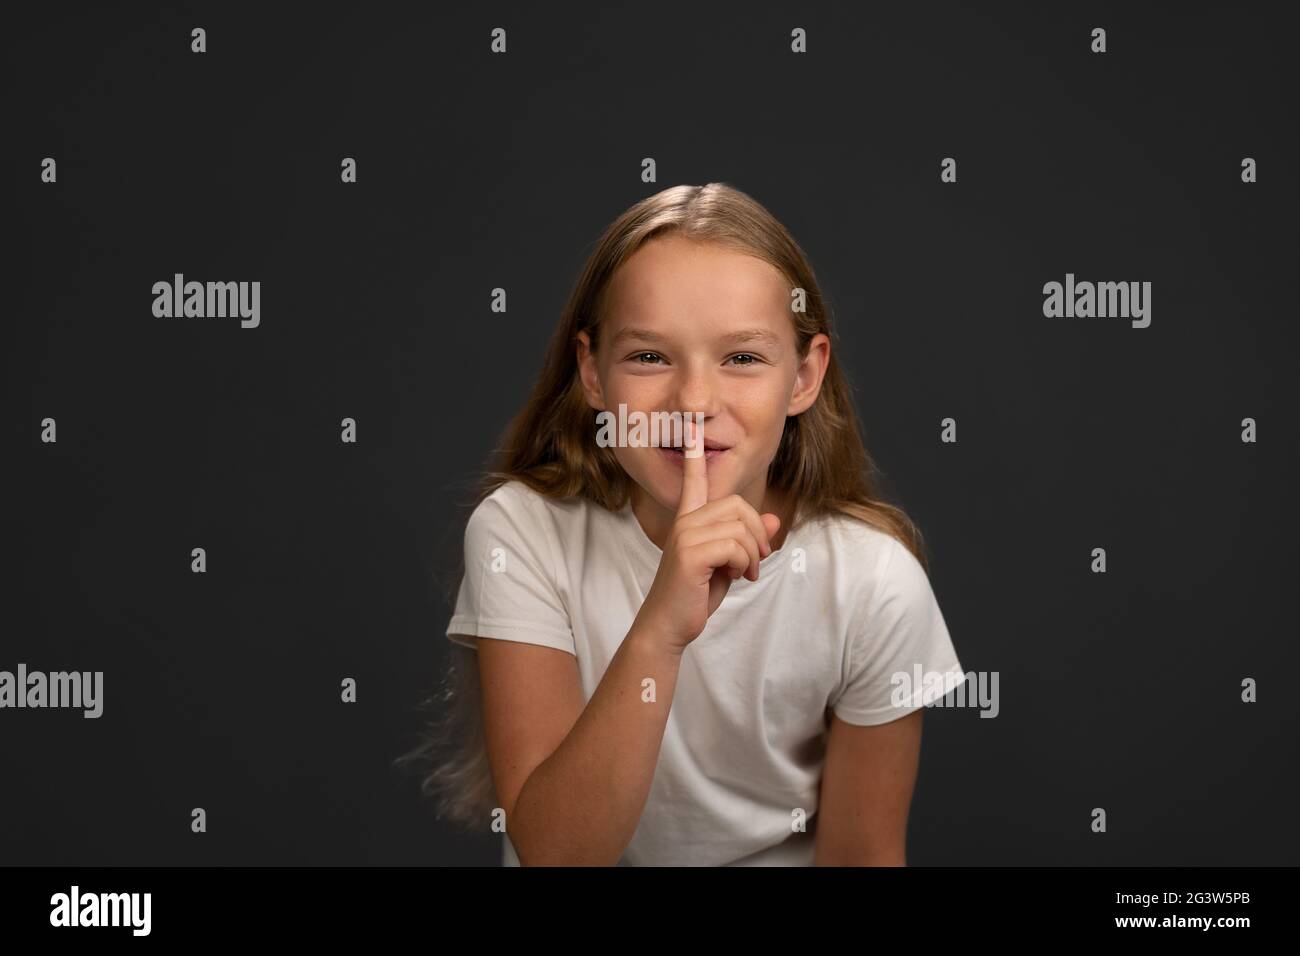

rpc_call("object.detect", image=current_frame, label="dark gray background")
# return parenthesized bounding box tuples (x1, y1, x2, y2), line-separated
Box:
(4, 2, 1296, 865)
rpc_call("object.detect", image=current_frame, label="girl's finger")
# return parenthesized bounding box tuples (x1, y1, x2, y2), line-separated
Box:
(677, 521, 762, 580)
(676, 418, 708, 518)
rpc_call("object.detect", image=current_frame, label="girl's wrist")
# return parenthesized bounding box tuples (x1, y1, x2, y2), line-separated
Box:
(626, 615, 689, 661)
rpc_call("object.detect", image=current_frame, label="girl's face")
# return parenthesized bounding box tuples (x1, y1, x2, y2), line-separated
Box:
(577, 233, 829, 531)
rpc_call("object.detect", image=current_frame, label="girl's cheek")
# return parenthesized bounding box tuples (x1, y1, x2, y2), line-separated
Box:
(603, 375, 657, 405)
(730, 392, 788, 431)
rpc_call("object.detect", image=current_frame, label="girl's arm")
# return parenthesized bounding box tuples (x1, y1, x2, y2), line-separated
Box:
(813, 709, 924, 865)
(478, 423, 778, 864)
(477, 619, 685, 866)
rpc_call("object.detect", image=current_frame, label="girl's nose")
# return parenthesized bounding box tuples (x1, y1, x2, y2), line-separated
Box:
(672, 367, 720, 419)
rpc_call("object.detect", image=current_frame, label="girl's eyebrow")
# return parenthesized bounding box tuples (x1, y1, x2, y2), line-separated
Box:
(719, 329, 782, 348)
(610, 327, 782, 349)
(609, 327, 667, 347)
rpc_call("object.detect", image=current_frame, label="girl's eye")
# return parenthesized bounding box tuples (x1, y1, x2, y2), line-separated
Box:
(627, 352, 761, 366)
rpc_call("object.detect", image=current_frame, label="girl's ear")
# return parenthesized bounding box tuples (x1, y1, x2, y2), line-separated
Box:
(575, 330, 606, 410)
(787, 333, 830, 416)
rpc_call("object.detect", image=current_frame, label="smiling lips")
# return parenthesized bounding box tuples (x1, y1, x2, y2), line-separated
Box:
(659, 443, 729, 464)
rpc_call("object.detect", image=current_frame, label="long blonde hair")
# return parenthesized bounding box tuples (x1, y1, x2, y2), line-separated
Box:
(396, 183, 931, 829)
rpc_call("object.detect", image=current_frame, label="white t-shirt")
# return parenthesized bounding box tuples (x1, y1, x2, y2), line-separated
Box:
(445, 479, 964, 866)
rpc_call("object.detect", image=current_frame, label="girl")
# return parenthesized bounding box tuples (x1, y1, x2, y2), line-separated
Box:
(401, 183, 965, 866)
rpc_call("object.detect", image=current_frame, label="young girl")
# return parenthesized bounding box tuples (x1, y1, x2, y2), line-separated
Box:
(403, 183, 965, 866)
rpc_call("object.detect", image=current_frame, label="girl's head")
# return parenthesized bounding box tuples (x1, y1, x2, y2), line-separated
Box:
(486, 182, 926, 567)
(575, 230, 829, 534)
(399, 183, 930, 827)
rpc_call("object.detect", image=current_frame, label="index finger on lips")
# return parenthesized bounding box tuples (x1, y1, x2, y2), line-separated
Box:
(676, 417, 708, 518)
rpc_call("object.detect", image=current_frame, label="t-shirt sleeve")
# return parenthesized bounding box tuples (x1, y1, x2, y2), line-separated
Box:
(444, 486, 577, 657)
(831, 535, 965, 726)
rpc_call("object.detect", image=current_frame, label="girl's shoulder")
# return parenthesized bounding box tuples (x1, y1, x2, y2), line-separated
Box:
(794, 509, 924, 598)
(468, 479, 593, 536)
(478, 478, 590, 515)
(795, 508, 902, 561)
(477, 478, 539, 510)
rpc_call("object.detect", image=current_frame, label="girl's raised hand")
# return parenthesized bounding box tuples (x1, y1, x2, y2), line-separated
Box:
(633, 418, 782, 655)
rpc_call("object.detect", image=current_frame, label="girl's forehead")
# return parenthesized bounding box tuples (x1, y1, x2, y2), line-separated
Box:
(603, 241, 792, 334)
(614, 236, 787, 292)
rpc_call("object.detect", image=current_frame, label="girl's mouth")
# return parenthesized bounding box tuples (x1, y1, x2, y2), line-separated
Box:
(659, 446, 728, 466)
